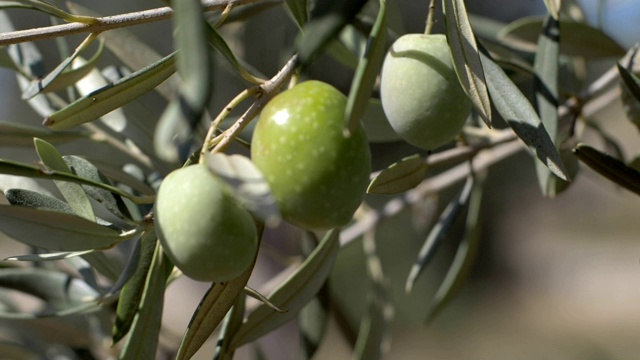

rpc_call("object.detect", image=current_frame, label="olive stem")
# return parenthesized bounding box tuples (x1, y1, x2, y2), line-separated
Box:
(201, 87, 257, 158)
(210, 54, 299, 153)
(0, 0, 265, 46)
(424, 0, 437, 35)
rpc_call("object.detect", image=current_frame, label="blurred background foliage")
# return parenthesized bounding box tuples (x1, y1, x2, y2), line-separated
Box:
(0, 0, 640, 359)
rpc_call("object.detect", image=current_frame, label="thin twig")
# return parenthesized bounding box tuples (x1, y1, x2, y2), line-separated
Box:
(210, 54, 299, 153)
(0, 0, 264, 46)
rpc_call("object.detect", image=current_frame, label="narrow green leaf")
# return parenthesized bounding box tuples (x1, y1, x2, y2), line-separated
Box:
(406, 176, 474, 293)
(478, 45, 569, 180)
(176, 263, 257, 360)
(66, 1, 178, 100)
(0, 205, 125, 251)
(4, 249, 95, 262)
(618, 60, 640, 103)
(155, 0, 213, 163)
(205, 24, 264, 84)
(112, 230, 158, 344)
(213, 293, 246, 360)
(120, 242, 173, 360)
(352, 230, 392, 360)
(284, 0, 308, 29)
(39, 38, 105, 94)
(367, 154, 427, 194)
(344, 0, 387, 135)
(427, 175, 484, 322)
(63, 155, 134, 223)
(0, 0, 96, 24)
(4, 188, 74, 214)
(574, 143, 640, 196)
(443, 0, 492, 126)
(0, 268, 99, 310)
(0, 120, 88, 147)
(0, 159, 154, 203)
(296, 0, 369, 67)
(22, 34, 102, 100)
(543, 0, 561, 20)
(34, 138, 96, 222)
(176, 223, 263, 360)
(228, 229, 340, 348)
(43, 52, 176, 131)
(498, 16, 625, 57)
(298, 285, 329, 360)
(205, 153, 280, 227)
(533, 15, 561, 197)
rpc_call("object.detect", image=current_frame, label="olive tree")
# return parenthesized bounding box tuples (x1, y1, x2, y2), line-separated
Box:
(0, 0, 637, 359)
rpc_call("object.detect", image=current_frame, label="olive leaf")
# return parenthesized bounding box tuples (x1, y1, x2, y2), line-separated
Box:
(212, 293, 246, 360)
(228, 229, 340, 348)
(0, 205, 128, 251)
(296, 0, 369, 67)
(120, 243, 173, 360)
(0, 120, 88, 147)
(427, 174, 484, 322)
(3, 249, 95, 262)
(443, 0, 492, 126)
(43, 52, 177, 131)
(573, 143, 640, 196)
(205, 153, 281, 227)
(406, 176, 474, 293)
(367, 154, 427, 194)
(112, 231, 159, 344)
(497, 16, 625, 58)
(284, 0, 308, 29)
(34, 138, 96, 222)
(478, 45, 569, 181)
(0, 158, 155, 204)
(176, 252, 259, 360)
(533, 14, 561, 197)
(155, 0, 213, 163)
(22, 34, 103, 100)
(344, 0, 387, 135)
(0, 0, 96, 24)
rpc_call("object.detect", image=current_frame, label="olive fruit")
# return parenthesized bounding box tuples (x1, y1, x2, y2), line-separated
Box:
(380, 34, 472, 150)
(155, 164, 258, 282)
(251, 80, 371, 230)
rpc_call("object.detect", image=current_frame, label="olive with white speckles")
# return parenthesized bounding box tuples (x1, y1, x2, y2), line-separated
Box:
(251, 81, 371, 230)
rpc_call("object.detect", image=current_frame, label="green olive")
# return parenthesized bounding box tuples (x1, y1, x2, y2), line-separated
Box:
(251, 80, 371, 230)
(380, 34, 471, 150)
(155, 164, 258, 282)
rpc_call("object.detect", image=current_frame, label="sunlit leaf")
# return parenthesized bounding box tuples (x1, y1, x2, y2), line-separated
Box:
(427, 174, 485, 322)
(498, 16, 625, 57)
(0, 120, 88, 147)
(4, 249, 95, 262)
(0, 0, 96, 24)
(574, 143, 640, 196)
(0, 205, 126, 251)
(344, 0, 387, 134)
(406, 176, 474, 293)
(0, 268, 99, 310)
(478, 45, 568, 180)
(43, 52, 176, 131)
(34, 138, 96, 222)
(228, 230, 339, 348)
(112, 230, 158, 344)
(284, 0, 308, 29)
(205, 153, 280, 227)
(212, 293, 246, 360)
(120, 243, 173, 360)
(443, 0, 492, 126)
(367, 154, 427, 194)
(22, 34, 102, 100)
(533, 15, 561, 197)
(296, 0, 368, 67)
(0, 158, 154, 203)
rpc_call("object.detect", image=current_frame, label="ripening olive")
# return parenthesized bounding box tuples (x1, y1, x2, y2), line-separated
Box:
(155, 164, 258, 282)
(251, 80, 371, 230)
(380, 34, 472, 150)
